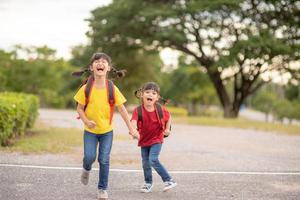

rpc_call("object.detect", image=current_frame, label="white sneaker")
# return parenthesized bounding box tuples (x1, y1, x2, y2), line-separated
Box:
(80, 169, 90, 185)
(163, 180, 177, 192)
(97, 189, 108, 200)
(140, 183, 153, 193)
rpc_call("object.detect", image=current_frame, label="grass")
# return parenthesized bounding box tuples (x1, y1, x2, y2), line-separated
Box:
(0, 122, 82, 154)
(0, 121, 132, 154)
(1, 116, 299, 154)
(173, 116, 300, 135)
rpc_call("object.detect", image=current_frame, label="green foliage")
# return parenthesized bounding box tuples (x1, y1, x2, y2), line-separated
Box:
(252, 86, 300, 123)
(252, 90, 277, 115)
(87, 0, 300, 118)
(285, 84, 300, 101)
(272, 99, 291, 121)
(0, 46, 79, 108)
(163, 56, 219, 114)
(0, 92, 39, 146)
(290, 101, 300, 120)
(166, 106, 188, 116)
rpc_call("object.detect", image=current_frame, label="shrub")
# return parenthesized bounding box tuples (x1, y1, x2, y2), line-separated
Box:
(0, 92, 39, 146)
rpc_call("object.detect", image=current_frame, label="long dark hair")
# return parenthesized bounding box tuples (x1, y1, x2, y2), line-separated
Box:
(71, 52, 126, 79)
(134, 82, 170, 105)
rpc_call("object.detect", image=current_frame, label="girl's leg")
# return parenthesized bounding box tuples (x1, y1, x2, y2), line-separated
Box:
(83, 130, 98, 171)
(149, 143, 172, 182)
(97, 131, 113, 190)
(141, 146, 152, 184)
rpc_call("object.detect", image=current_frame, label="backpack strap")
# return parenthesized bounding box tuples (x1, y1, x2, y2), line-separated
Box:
(106, 80, 115, 124)
(155, 103, 171, 138)
(137, 105, 143, 132)
(155, 103, 165, 130)
(84, 76, 95, 110)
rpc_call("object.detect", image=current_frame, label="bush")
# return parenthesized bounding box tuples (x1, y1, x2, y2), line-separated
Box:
(166, 106, 188, 116)
(0, 92, 39, 146)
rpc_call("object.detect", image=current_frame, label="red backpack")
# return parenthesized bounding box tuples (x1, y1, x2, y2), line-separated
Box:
(136, 103, 170, 137)
(77, 75, 115, 124)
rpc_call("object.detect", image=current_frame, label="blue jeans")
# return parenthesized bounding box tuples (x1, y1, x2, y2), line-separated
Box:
(83, 130, 113, 190)
(141, 143, 172, 184)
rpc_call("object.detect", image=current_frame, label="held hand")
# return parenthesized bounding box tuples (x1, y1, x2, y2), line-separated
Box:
(163, 130, 171, 137)
(86, 120, 97, 129)
(129, 129, 140, 140)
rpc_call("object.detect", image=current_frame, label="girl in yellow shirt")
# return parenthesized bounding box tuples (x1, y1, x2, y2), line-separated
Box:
(73, 52, 139, 200)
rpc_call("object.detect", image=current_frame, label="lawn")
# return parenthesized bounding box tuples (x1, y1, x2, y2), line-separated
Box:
(173, 116, 300, 135)
(1, 116, 299, 154)
(0, 120, 134, 154)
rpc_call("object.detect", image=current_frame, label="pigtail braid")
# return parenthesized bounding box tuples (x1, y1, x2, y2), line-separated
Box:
(134, 88, 143, 99)
(159, 97, 171, 105)
(111, 66, 127, 79)
(71, 68, 90, 77)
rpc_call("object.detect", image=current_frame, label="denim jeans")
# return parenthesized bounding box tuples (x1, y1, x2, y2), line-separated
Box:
(141, 143, 172, 184)
(83, 130, 113, 190)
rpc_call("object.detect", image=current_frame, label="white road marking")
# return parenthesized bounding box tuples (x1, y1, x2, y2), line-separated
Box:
(1, 163, 300, 175)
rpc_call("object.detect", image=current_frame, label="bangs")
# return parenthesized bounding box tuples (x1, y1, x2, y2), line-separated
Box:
(91, 53, 111, 64)
(142, 82, 160, 93)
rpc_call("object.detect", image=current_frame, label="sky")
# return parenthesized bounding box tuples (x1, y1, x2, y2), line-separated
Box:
(0, 0, 110, 58)
(0, 0, 178, 65)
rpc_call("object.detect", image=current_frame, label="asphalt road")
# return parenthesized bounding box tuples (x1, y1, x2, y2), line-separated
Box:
(0, 108, 300, 200)
(1, 165, 300, 200)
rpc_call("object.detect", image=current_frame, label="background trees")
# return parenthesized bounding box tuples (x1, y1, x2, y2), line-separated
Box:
(1, 0, 299, 121)
(0, 46, 77, 108)
(86, 0, 299, 118)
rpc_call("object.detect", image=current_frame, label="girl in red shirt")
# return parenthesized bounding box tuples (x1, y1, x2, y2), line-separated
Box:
(131, 82, 177, 193)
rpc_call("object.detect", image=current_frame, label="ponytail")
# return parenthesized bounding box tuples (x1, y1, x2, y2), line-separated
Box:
(159, 97, 170, 105)
(111, 66, 127, 79)
(134, 88, 143, 99)
(71, 68, 89, 77)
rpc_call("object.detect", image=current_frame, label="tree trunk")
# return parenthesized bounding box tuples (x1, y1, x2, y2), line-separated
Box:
(223, 102, 239, 118)
(206, 69, 240, 118)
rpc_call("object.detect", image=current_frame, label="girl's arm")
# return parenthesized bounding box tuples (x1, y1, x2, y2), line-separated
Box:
(130, 119, 139, 140)
(130, 119, 138, 130)
(117, 104, 140, 139)
(77, 103, 96, 129)
(164, 115, 172, 137)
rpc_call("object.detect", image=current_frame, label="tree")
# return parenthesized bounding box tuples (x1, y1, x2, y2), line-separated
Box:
(164, 56, 219, 115)
(0, 46, 78, 108)
(87, 0, 300, 117)
(285, 83, 300, 101)
(251, 89, 277, 122)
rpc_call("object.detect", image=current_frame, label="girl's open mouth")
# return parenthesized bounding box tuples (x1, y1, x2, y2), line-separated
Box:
(147, 98, 153, 102)
(96, 67, 104, 71)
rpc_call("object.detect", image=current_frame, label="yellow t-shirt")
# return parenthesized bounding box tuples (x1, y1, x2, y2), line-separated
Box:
(74, 83, 126, 134)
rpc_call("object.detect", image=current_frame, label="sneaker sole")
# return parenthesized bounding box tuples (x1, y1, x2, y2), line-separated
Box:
(163, 183, 177, 192)
(140, 189, 152, 193)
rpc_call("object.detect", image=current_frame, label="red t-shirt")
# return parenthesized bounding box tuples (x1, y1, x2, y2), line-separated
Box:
(131, 105, 170, 147)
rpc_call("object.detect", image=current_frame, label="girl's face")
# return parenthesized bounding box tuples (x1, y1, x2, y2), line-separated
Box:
(141, 89, 160, 107)
(90, 58, 110, 77)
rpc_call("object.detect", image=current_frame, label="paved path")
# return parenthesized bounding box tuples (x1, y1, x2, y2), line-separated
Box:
(1, 108, 300, 200)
